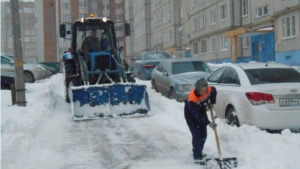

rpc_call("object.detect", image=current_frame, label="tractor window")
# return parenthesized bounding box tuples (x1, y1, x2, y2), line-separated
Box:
(76, 27, 85, 52)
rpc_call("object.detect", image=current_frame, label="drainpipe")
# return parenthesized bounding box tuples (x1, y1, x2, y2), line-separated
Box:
(240, 0, 244, 60)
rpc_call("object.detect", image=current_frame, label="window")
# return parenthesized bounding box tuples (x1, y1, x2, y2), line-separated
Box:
(220, 5, 227, 20)
(200, 15, 206, 29)
(201, 40, 207, 54)
(246, 68, 300, 85)
(243, 37, 249, 48)
(103, 4, 109, 10)
(212, 37, 217, 52)
(116, 26, 122, 31)
(79, 1, 87, 8)
(169, 11, 171, 21)
(162, 62, 170, 74)
(62, 3, 70, 9)
(193, 0, 198, 6)
(79, 13, 87, 18)
(256, 5, 269, 18)
(210, 9, 216, 24)
(282, 16, 296, 38)
(91, 9, 98, 16)
(62, 15, 71, 21)
(193, 19, 197, 31)
(242, 0, 248, 16)
(181, 28, 184, 39)
(208, 67, 226, 83)
(115, 15, 122, 20)
(187, 13, 190, 19)
(221, 35, 228, 50)
(90, 0, 97, 4)
(116, 3, 121, 9)
(220, 68, 239, 84)
(157, 61, 165, 72)
(169, 30, 172, 40)
(181, 8, 183, 18)
(1, 57, 11, 64)
(193, 42, 198, 55)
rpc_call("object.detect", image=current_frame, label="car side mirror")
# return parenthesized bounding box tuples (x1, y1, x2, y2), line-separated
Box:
(9, 61, 14, 65)
(163, 71, 168, 77)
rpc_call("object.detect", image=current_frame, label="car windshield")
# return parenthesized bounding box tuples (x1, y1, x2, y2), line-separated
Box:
(144, 52, 171, 60)
(172, 61, 211, 75)
(245, 68, 300, 85)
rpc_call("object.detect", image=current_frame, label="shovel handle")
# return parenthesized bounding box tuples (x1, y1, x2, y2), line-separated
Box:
(209, 106, 222, 158)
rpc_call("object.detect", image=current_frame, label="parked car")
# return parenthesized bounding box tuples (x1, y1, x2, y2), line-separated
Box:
(151, 58, 212, 102)
(1, 71, 15, 89)
(207, 62, 300, 131)
(1, 53, 50, 83)
(132, 51, 172, 80)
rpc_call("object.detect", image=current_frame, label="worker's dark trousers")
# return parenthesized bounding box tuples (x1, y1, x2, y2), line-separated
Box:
(186, 123, 207, 160)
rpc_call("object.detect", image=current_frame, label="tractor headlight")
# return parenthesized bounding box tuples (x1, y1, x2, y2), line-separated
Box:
(178, 84, 192, 93)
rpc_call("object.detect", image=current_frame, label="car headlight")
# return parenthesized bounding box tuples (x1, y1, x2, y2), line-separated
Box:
(178, 84, 193, 93)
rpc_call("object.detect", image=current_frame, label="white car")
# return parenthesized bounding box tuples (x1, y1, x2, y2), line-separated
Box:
(1, 53, 50, 83)
(207, 62, 300, 131)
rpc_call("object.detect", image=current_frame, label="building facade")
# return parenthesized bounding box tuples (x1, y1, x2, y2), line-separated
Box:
(1, 1, 37, 62)
(125, 0, 300, 66)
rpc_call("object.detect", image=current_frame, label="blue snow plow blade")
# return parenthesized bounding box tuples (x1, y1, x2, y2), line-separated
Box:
(70, 84, 151, 120)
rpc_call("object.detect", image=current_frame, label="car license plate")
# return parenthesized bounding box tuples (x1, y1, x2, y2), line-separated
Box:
(279, 98, 300, 106)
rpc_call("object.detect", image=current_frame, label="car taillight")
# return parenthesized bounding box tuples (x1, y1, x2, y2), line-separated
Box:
(245, 92, 275, 105)
(143, 64, 155, 69)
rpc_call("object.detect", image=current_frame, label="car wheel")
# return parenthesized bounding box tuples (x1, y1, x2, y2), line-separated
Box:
(24, 71, 35, 83)
(168, 88, 177, 100)
(225, 107, 240, 127)
(151, 79, 158, 92)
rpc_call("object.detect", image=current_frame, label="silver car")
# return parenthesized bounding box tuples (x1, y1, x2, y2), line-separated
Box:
(132, 51, 172, 80)
(151, 58, 212, 102)
(1, 53, 50, 83)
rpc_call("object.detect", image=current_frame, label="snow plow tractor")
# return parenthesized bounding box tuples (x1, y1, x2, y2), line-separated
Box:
(59, 16, 150, 120)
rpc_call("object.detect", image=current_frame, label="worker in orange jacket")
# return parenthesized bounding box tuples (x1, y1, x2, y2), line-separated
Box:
(184, 78, 217, 165)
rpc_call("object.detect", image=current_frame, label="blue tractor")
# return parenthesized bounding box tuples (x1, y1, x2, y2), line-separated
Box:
(59, 17, 150, 120)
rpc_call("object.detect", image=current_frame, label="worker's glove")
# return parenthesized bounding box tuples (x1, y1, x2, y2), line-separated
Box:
(208, 122, 217, 129)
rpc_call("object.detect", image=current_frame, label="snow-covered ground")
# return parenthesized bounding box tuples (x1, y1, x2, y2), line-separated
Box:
(1, 73, 300, 169)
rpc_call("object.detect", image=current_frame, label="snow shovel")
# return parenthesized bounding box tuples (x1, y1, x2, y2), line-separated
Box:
(205, 107, 238, 169)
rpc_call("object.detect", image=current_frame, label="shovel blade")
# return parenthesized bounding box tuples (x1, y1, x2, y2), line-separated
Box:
(206, 158, 237, 169)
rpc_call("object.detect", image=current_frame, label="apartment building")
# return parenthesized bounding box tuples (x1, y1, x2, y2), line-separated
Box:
(126, 0, 299, 66)
(273, 0, 300, 66)
(133, 0, 151, 54)
(1, 1, 37, 62)
(35, 0, 58, 62)
(151, 0, 164, 51)
(162, 0, 181, 56)
(125, 0, 135, 62)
